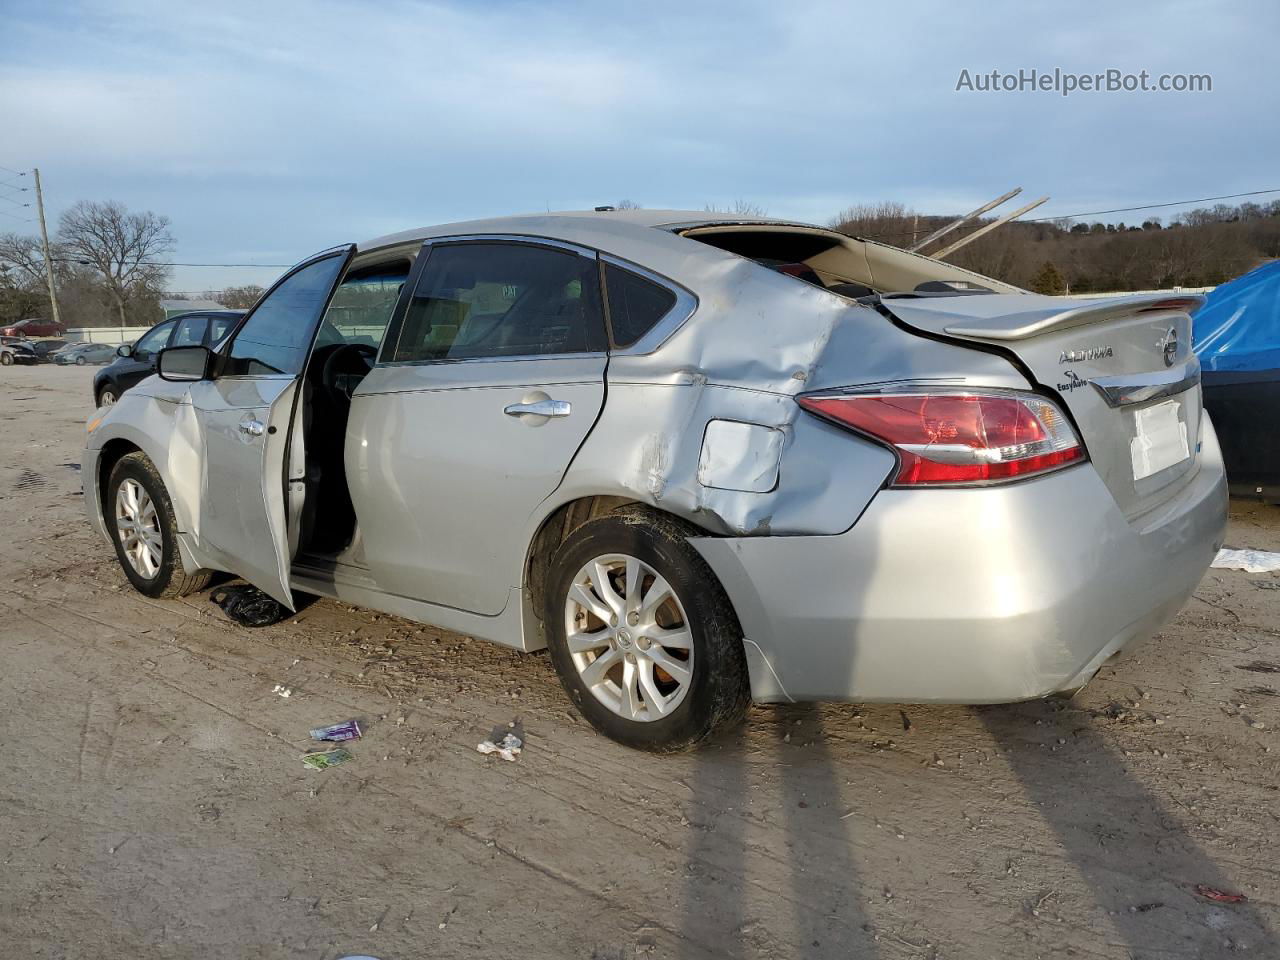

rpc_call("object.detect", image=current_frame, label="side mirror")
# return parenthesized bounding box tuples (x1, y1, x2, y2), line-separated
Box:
(157, 345, 212, 382)
(116, 343, 134, 358)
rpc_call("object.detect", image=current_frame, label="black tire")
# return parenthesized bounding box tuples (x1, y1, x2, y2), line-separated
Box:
(0, 352, 12, 366)
(543, 506, 751, 752)
(75, 355, 87, 365)
(96, 385, 118, 407)
(105, 452, 213, 598)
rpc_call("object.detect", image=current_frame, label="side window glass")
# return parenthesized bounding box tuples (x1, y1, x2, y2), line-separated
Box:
(225, 254, 346, 375)
(604, 263, 677, 347)
(207, 315, 235, 346)
(133, 320, 176, 359)
(316, 261, 410, 352)
(390, 243, 604, 363)
(170, 314, 209, 348)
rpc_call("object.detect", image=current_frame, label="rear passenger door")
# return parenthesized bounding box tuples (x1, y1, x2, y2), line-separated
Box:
(349, 238, 608, 616)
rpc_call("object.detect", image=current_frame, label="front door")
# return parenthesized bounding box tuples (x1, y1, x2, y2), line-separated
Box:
(349, 239, 609, 615)
(187, 248, 353, 605)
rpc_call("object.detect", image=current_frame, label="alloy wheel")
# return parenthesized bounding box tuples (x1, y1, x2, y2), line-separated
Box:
(99, 389, 117, 406)
(115, 478, 163, 578)
(563, 553, 694, 722)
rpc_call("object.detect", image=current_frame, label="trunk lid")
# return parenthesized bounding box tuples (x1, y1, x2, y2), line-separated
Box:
(882, 292, 1206, 520)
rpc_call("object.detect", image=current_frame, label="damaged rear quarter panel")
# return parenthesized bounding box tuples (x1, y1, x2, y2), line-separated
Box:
(544, 252, 1033, 539)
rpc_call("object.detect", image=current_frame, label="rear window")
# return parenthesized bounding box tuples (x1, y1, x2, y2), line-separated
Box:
(604, 264, 677, 347)
(391, 242, 605, 362)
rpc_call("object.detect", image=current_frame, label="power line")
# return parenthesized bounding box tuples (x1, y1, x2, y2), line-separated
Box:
(50, 256, 291, 268)
(857, 186, 1280, 243)
(0, 208, 33, 223)
(1025, 188, 1280, 223)
(0, 164, 27, 177)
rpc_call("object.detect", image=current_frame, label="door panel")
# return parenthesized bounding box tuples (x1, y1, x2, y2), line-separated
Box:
(349, 356, 606, 614)
(184, 248, 354, 605)
(188, 376, 298, 604)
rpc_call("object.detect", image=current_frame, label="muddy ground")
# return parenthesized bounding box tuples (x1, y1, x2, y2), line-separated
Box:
(1, 364, 1277, 959)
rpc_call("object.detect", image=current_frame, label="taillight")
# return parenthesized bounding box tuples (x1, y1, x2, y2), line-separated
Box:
(797, 390, 1085, 486)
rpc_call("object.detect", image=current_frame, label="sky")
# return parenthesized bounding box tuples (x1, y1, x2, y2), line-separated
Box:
(2, 0, 1278, 291)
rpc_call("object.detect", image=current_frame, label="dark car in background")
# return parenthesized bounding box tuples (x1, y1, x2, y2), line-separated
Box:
(1, 317, 64, 338)
(31, 338, 68, 361)
(92, 310, 242, 406)
(55, 342, 117, 366)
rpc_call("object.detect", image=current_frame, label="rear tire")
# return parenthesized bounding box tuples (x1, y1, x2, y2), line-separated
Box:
(543, 507, 750, 752)
(106, 452, 213, 598)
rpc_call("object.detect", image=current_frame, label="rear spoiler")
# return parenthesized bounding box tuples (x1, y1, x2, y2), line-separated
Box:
(938, 293, 1205, 342)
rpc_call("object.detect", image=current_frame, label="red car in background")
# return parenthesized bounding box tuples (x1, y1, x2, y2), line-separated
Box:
(0, 317, 65, 338)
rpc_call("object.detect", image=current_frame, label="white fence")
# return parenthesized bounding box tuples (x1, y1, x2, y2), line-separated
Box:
(66, 326, 151, 345)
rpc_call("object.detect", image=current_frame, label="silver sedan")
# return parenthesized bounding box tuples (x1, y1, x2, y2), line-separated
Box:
(82, 210, 1227, 750)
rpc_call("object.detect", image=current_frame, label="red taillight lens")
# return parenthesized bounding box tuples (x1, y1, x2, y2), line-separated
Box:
(797, 391, 1085, 485)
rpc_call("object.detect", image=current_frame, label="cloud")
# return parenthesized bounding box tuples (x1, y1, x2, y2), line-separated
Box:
(2, 0, 1276, 288)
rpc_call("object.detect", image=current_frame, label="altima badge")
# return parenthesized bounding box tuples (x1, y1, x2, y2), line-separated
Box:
(1059, 345, 1114, 363)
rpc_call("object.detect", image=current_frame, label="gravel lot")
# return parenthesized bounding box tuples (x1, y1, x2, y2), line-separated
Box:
(2, 364, 1277, 959)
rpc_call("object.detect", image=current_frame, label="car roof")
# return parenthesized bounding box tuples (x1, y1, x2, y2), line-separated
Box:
(358, 209, 816, 253)
(163, 309, 244, 320)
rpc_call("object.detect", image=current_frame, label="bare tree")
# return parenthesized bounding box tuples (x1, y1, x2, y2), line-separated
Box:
(0, 232, 51, 288)
(217, 284, 265, 309)
(703, 199, 768, 217)
(615, 199, 643, 210)
(58, 201, 174, 327)
(829, 201, 917, 243)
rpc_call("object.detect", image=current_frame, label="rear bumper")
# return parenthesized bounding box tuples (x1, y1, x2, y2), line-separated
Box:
(691, 418, 1228, 704)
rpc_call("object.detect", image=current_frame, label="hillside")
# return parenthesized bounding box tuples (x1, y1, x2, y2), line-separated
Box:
(831, 199, 1280, 293)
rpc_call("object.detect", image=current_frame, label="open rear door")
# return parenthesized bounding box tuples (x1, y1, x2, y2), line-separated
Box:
(186, 246, 355, 606)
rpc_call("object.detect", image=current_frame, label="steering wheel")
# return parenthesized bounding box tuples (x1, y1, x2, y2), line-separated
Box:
(321, 343, 377, 402)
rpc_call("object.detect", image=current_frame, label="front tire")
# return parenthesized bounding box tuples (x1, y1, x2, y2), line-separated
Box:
(75, 355, 87, 365)
(0, 352, 12, 366)
(544, 507, 750, 751)
(106, 452, 212, 598)
(96, 386, 118, 407)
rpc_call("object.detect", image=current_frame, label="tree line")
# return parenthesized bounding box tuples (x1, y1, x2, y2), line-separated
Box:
(830, 198, 1280, 294)
(1, 200, 172, 329)
(5, 195, 1279, 330)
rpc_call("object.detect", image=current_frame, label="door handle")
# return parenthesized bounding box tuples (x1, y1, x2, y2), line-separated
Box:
(504, 399, 571, 419)
(238, 418, 267, 437)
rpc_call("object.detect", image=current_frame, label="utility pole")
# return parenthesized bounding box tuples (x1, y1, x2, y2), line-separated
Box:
(32, 168, 62, 331)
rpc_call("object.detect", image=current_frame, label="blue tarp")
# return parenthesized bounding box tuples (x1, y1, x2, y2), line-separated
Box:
(1193, 260, 1280, 372)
